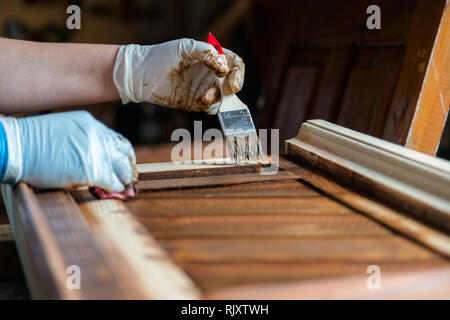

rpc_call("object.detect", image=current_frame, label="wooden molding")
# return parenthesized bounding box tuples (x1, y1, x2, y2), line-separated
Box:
(286, 120, 450, 233)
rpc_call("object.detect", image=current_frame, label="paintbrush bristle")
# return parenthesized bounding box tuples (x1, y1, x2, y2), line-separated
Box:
(218, 108, 265, 164)
(225, 132, 264, 164)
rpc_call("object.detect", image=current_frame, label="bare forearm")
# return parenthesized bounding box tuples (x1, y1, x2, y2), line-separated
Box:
(0, 38, 120, 113)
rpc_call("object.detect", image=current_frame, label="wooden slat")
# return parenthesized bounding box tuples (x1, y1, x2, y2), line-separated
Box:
(137, 181, 320, 198)
(138, 215, 393, 239)
(382, 0, 448, 153)
(337, 45, 405, 137)
(128, 196, 353, 216)
(160, 237, 440, 264)
(136, 170, 299, 191)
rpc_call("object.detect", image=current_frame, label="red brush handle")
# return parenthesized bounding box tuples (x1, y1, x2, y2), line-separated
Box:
(206, 32, 224, 55)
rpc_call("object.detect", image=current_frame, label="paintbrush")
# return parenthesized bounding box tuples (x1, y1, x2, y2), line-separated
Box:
(207, 33, 264, 164)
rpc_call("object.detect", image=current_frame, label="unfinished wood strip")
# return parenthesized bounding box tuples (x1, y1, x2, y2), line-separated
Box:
(405, 2, 450, 155)
(160, 237, 440, 264)
(205, 266, 450, 299)
(382, 0, 446, 149)
(137, 160, 261, 181)
(138, 215, 392, 239)
(79, 199, 201, 300)
(286, 120, 450, 232)
(128, 197, 352, 216)
(136, 170, 299, 191)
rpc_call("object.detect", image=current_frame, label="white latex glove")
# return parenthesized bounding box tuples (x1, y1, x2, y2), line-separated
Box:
(113, 38, 245, 115)
(0, 111, 135, 192)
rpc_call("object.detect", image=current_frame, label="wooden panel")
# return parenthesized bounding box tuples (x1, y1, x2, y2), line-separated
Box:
(271, 48, 328, 143)
(136, 170, 299, 191)
(337, 45, 405, 137)
(263, 0, 421, 141)
(309, 47, 353, 122)
(137, 181, 321, 198)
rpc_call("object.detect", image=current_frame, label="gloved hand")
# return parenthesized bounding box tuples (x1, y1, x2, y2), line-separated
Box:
(0, 111, 135, 192)
(113, 38, 245, 115)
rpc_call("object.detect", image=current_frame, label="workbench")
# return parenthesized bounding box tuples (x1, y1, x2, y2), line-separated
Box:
(2, 120, 449, 299)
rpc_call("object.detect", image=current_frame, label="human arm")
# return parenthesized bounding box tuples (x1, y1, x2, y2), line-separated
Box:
(0, 37, 245, 115)
(0, 37, 121, 113)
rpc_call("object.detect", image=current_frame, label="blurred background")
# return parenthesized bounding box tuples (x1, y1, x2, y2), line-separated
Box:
(0, 0, 449, 158)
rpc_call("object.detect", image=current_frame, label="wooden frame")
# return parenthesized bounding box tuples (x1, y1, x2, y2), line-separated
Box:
(2, 121, 449, 299)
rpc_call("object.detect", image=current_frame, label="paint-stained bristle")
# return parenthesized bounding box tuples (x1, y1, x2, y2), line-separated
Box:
(225, 132, 264, 164)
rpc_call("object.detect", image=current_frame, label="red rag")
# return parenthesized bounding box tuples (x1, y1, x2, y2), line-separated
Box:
(91, 185, 135, 200)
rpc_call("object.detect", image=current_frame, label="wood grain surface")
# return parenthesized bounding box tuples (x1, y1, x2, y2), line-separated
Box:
(129, 148, 449, 295)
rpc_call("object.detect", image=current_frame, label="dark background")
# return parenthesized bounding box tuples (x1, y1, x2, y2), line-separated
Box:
(1, 0, 449, 158)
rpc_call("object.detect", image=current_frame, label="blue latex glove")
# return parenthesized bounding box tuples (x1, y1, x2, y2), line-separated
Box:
(0, 111, 135, 192)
